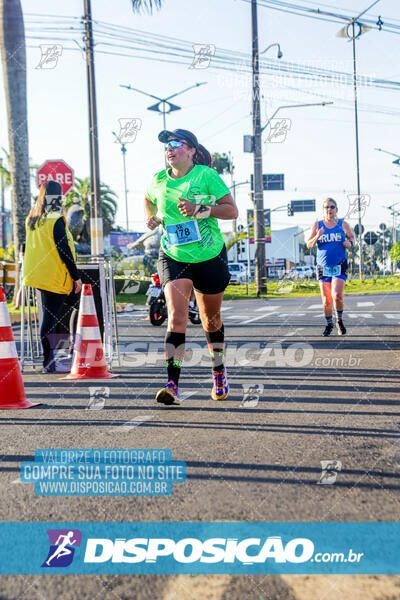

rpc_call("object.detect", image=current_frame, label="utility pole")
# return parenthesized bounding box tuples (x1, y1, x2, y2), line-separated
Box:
(251, 0, 267, 295)
(83, 0, 103, 256)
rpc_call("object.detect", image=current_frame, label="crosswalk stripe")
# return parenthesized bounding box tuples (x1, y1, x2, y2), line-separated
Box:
(241, 312, 277, 324)
(357, 301, 374, 306)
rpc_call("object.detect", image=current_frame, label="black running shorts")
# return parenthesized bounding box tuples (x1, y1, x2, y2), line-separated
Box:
(157, 244, 231, 294)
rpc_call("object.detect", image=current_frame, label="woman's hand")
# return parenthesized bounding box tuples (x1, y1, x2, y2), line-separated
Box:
(317, 227, 324, 238)
(146, 216, 162, 230)
(177, 199, 196, 217)
(342, 240, 352, 249)
(74, 279, 82, 294)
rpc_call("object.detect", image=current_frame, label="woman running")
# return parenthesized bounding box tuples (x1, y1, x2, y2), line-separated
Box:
(145, 128, 238, 405)
(307, 198, 354, 336)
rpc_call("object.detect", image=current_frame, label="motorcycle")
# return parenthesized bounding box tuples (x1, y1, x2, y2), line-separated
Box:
(146, 273, 201, 326)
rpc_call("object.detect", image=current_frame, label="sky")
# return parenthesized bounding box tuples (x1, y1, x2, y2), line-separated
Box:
(1, 0, 399, 238)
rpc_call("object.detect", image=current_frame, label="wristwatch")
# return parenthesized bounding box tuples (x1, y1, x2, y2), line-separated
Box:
(193, 204, 211, 220)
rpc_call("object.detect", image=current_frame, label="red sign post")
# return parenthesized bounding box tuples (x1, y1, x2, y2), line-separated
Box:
(36, 159, 74, 196)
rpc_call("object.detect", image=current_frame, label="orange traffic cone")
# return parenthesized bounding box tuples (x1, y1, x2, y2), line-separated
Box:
(0, 287, 40, 409)
(62, 284, 117, 380)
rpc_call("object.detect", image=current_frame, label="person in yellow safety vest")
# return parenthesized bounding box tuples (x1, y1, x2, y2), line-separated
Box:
(23, 180, 82, 373)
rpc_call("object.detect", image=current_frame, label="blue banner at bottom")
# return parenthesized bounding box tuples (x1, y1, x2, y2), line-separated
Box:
(0, 522, 398, 574)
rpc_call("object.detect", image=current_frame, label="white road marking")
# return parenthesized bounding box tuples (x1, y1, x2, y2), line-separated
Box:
(307, 304, 322, 309)
(178, 391, 198, 402)
(357, 301, 374, 307)
(111, 415, 154, 432)
(255, 306, 279, 311)
(384, 314, 400, 319)
(241, 312, 277, 324)
(224, 314, 254, 319)
(220, 306, 232, 312)
(348, 313, 372, 319)
(284, 328, 305, 336)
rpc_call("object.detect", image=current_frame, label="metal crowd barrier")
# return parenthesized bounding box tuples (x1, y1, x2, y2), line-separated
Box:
(19, 255, 120, 371)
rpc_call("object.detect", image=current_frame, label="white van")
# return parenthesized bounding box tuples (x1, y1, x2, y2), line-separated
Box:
(228, 262, 247, 284)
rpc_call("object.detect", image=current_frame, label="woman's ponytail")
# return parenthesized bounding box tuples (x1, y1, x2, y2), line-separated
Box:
(193, 143, 212, 167)
(27, 180, 63, 230)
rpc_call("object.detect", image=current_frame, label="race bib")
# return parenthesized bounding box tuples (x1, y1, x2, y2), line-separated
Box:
(165, 220, 202, 246)
(323, 265, 341, 277)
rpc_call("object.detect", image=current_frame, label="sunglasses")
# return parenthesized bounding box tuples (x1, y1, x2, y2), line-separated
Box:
(324, 205, 336, 209)
(164, 139, 188, 150)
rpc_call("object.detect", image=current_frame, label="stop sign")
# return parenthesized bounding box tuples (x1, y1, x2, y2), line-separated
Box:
(36, 159, 74, 196)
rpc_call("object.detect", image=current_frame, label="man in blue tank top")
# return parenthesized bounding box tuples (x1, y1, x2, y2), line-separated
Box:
(307, 198, 355, 336)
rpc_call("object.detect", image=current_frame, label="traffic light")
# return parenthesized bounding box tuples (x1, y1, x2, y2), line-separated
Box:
(287, 204, 293, 216)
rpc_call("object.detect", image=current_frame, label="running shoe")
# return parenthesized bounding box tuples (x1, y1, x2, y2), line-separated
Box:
(337, 320, 347, 336)
(322, 323, 334, 337)
(211, 367, 229, 401)
(155, 380, 181, 406)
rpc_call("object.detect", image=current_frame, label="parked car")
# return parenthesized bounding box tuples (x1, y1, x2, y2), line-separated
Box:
(289, 266, 315, 280)
(228, 262, 247, 284)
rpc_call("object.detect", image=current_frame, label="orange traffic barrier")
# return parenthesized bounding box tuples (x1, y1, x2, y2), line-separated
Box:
(62, 284, 117, 380)
(0, 287, 40, 409)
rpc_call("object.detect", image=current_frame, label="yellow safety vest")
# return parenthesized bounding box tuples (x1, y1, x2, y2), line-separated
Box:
(23, 211, 77, 294)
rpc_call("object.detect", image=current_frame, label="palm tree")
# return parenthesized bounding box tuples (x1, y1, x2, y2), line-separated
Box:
(0, 148, 11, 189)
(131, 0, 162, 11)
(64, 177, 118, 235)
(0, 0, 31, 298)
(0, 0, 31, 299)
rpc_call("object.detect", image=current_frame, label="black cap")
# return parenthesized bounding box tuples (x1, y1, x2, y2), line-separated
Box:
(158, 129, 199, 149)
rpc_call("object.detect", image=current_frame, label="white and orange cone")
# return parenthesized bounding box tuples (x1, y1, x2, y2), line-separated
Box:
(62, 284, 117, 380)
(0, 287, 40, 408)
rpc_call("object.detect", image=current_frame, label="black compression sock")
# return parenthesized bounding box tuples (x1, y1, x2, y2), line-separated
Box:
(165, 331, 185, 385)
(205, 325, 225, 372)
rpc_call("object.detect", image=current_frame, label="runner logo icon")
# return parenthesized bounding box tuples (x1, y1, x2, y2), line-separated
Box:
(41, 529, 82, 567)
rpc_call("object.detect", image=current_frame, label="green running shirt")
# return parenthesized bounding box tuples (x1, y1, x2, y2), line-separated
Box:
(146, 164, 231, 263)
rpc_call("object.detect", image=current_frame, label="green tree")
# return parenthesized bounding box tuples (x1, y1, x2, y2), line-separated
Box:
(64, 177, 118, 235)
(212, 152, 233, 175)
(389, 240, 400, 265)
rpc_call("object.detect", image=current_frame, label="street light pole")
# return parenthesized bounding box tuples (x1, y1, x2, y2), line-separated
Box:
(261, 102, 333, 134)
(251, 0, 266, 295)
(351, 20, 363, 280)
(83, 0, 103, 256)
(120, 82, 207, 131)
(112, 132, 129, 231)
(312, 0, 381, 280)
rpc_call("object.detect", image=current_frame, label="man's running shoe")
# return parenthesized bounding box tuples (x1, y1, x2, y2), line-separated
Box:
(211, 367, 229, 401)
(155, 380, 181, 405)
(337, 320, 347, 336)
(322, 323, 334, 337)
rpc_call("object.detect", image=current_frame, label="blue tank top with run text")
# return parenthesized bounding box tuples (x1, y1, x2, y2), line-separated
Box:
(316, 219, 346, 267)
